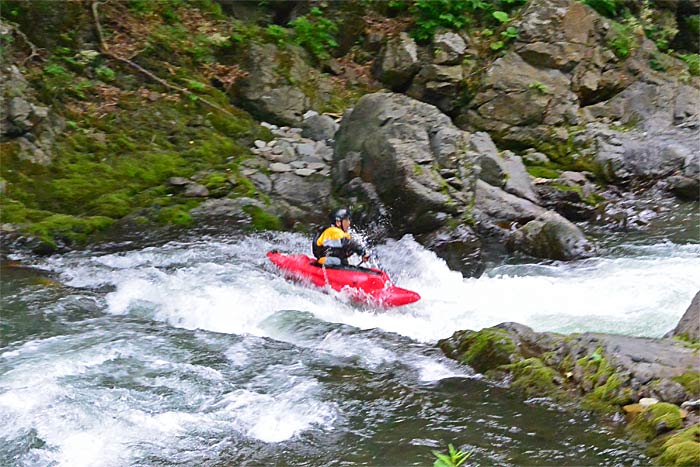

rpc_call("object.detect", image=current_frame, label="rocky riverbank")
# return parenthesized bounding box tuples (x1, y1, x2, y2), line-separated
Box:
(438, 291, 700, 465)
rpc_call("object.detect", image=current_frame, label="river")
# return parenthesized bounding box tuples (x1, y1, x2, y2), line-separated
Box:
(1, 200, 698, 466)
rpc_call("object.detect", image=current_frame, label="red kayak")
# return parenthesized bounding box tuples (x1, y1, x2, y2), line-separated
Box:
(267, 251, 420, 307)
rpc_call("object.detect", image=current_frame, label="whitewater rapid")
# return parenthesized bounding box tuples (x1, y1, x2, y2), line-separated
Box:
(37, 232, 700, 341)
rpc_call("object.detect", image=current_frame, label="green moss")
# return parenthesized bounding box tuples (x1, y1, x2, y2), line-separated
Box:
(450, 328, 518, 374)
(628, 403, 684, 442)
(502, 357, 561, 398)
(651, 426, 700, 467)
(671, 372, 700, 396)
(526, 166, 560, 179)
(658, 442, 700, 467)
(26, 214, 114, 249)
(156, 204, 195, 226)
(243, 205, 282, 231)
(88, 192, 133, 218)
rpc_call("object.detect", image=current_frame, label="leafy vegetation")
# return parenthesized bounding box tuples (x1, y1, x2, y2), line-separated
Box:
(289, 7, 338, 61)
(405, 0, 526, 42)
(432, 444, 472, 467)
(579, 0, 624, 18)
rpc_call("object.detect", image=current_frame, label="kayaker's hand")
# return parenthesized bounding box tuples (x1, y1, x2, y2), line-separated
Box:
(362, 254, 370, 263)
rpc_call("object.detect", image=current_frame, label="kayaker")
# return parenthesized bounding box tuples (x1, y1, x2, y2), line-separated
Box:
(313, 208, 370, 266)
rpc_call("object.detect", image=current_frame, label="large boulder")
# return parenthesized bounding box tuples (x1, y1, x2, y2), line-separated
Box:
(373, 32, 421, 90)
(230, 43, 336, 126)
(471, 131, 539, 203)
(507, 210, 596, 260)
(671, 291, 700, 341)
(473, 180, 594, 260)
(333, 92, 478, 235)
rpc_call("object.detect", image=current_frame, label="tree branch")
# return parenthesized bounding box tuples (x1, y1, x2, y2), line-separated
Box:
(3, 21, 45, 65)
(90, 1, 236, 117)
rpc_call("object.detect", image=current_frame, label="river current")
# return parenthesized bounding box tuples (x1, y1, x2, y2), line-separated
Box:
(1, 202, 699, 466)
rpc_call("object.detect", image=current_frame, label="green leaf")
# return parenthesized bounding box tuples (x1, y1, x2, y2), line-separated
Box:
(493, 11, 510, 23)
(490, 40, 505, 50)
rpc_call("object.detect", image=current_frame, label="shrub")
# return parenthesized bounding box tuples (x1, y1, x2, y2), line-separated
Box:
(289, 7, 338, 61)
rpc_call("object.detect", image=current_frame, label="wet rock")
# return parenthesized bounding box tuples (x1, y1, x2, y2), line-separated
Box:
(507, 210, 596, 260)
(418, 224, 484, 277)
(671, 291, 700, 340)
(666, 175, 700, 201)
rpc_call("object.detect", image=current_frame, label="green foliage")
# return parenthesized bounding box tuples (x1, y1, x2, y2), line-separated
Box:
(489, 40, 505, 51)
(526, 166, 560, 179)
(95, 66, 116, 82)
(608, 22, 635, 58)
(432, 444, 472, 467)
(410, 0, 477, 42)
(266, 24, 289, 45)
(678, 54, 700, 76)
(528, 81, 549, 94)
(157, 204, 194, 226)
(580, 0, 623, 18)
(686, 16, 700, 36)
(289, 7, 338, 61)
(671, 372, 700, 396)
(501, 26, 518, 39)
(492, 11, 510, 23)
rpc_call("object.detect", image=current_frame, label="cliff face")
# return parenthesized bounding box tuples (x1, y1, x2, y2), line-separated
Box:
(0, 0, 698, 264)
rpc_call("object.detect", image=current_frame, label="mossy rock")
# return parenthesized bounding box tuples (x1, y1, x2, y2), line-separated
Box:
(243, 205, 282, 231)
(672, 372, 700, 397)
(438, 328, 518, 374)
(649, 426, 700, 467)
(628, 403, 685, 442)
(501, 357, 562, 399)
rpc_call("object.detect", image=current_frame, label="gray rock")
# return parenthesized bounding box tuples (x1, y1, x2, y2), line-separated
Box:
(249, 172, 272, 193)
(650, 379, 687, 406)
(334, 92, 477, 235)
(373, 32, 420, 89)
(667, 175, 700, 201)
(294, 168, 315, 177)
(269, 162, 292, 173)
(523, 150, 550, 165)
(168, 177, 190, 186)
(507, 210, 596, 260)
(671, 291, 700, 340)
(306, 162, 327, 171)
(473, 179, 545, 225)
(296, 142, 317, 158)
(433, 31, 467, 65)
(301, 114, 338, 141)
(272, 172, 331, 207)
(290, 160, 307, 169)
(184, 183, 209, 197)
